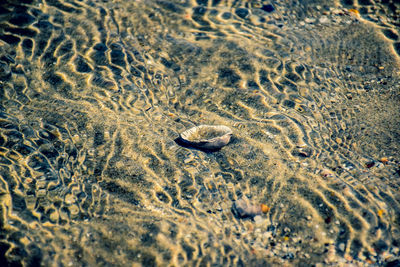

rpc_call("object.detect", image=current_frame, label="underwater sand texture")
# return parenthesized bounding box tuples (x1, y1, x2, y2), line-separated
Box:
(0, 0, 400, 266)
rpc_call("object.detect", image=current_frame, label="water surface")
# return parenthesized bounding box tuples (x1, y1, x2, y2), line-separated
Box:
(0, 0, 400, 265)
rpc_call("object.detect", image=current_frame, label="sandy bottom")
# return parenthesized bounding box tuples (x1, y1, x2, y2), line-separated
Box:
(0, 0, 399, 265)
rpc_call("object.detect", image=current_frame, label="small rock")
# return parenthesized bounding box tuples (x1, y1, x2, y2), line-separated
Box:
(320, 168, 334, 178)
(183, 157, 193, 164)
(305, 18, 316, 23)
(293, 146, 313, 157)
(376, 162, 384, 169)
(380, 157, 389, 164)
(319, 16, 329, 23)
(365, 161, 375, 168)
(261, 204, 270, 213)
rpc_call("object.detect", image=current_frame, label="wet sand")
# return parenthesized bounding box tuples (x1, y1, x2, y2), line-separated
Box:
(0, 0, 399, 266)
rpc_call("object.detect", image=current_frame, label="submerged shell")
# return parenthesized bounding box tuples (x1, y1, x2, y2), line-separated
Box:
(177, 125, 232, 151)
(232, 198, 262, 219)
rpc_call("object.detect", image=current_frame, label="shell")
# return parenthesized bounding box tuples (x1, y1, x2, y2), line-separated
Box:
(232, 198, 262, 219)
(176, 125, 232, 151)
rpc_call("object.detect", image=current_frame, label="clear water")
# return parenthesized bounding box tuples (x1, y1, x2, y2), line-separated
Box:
(0, 0, 399, 265)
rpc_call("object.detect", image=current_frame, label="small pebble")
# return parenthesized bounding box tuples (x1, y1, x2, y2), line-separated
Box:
(320, 168, 334, 178)
(305, 18, 316, 23)
(380, 157, 389, 164)
(377, 209, 384, 217)
(261, 204, 270, 213)
(319, 16, 329, 23)
(365, 161, 375, 168)
(184, 158, 192, 164)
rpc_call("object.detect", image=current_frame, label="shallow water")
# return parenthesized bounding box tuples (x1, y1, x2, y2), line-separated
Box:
(0, 0, 400, 266)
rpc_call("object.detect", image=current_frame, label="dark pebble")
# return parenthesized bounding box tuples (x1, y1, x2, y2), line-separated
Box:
(365, 161, 375, 168)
